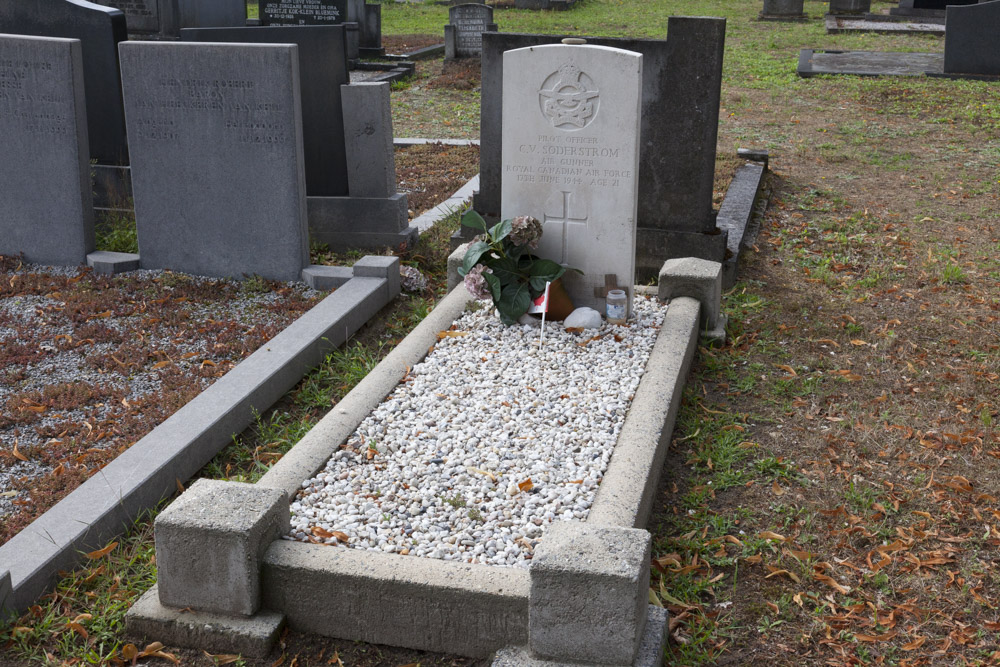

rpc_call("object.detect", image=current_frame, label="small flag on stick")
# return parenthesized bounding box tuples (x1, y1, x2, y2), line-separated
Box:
(529, 282, 552, 344)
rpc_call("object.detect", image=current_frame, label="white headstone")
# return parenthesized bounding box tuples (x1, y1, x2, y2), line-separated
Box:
(501, 44, 641, 316)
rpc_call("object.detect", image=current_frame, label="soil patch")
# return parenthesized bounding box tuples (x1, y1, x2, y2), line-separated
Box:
(383, 33, 445, 54)
(396, 143, 480, 217)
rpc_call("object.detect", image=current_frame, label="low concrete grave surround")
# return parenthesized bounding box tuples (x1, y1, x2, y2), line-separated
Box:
(180, 25, 350, 197)
(0, 0, 128, 165)
(87, 250, 141, 275)
(797, 49, 944, 77)
(717, 158, 767, 289)
(529, 523, 651, 664)
(445, 3, 497, 59)
(824, 14, 945, 33)
(0, 258, 400, 615)
(514, 0, 578, 9)
(760, 0, 806, 20)
(307, 82, 418, 251)
(156, 480, 289, 616)
(129, 256, 719, 661)
(472, 21, 728, 278)
(120, 41, 309, 281)
(0, 33, 94, 266)
(943, 0, 1000, 76)
(501, 43, 642, 316)
(658, 257, 724, 336)
(890, 0, 979, 18)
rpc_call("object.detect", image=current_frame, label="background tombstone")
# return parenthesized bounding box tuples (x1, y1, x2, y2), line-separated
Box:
(760, 0, 806, 20)
(260, 0, 347, 26)
(180, 25, 349, 196)
(943, 0, 1000, 76)
(891, 0, 979, 18)
(95, 0, 178, 36)
(307, 81, 417, 252)
(176, 0, 247, 29)
(119, 41, 309, 281)
(445, 4, 497, 59)
(501, 43, 642, 315)
(0, 0, 128, 166)
(828, 0, 871, 14)
(0, 33, 94, 265)
(473, 18, 727, 280)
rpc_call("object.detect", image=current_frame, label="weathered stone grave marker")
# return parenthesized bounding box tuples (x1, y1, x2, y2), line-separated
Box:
(102, 0, 171, 34)
(0, 33, 94, 265)
(0, 0, 128, 166)
(501, 43, 641, 316)
(119, 41, 309, 281)
(180, 25, 349, 196)
(444, 4, 497, 59)
(760, 0, 806, 20)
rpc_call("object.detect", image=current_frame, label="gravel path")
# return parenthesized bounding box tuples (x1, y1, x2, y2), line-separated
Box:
(288, 296, 667, 567)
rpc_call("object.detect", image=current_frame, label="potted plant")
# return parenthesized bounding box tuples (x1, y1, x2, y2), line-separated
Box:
(457, 209, 580, 325)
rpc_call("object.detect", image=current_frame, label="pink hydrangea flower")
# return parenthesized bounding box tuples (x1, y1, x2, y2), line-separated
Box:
(509, 215, 543, 249)
(463, 264, 494, 301)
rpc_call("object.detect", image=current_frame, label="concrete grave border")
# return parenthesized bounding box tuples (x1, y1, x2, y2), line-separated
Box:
(0, 257, 400, 615)
(127, 255, 717, 662)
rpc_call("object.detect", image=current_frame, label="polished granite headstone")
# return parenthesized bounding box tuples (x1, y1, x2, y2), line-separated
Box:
(0, 33, 94, 265)
(760, 0, 806, 20)
(260, 0, 347, 25)
(944, 0, 1000, 76)
(0, 0, 128, 164)
(120, 41, 309, 281)
(180, 25, 349, 196)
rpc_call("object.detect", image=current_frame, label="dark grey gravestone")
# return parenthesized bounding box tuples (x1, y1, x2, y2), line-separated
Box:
(797, 48, 944, 76)
(260, 0, 347, 25)
(444, 4, 497, 59)
(890, 0, 978, 18)
(176, 0, 247, 28)
(475, 19, 727, 276)
(360, 3, 381, 51)
(120, 41, 309, 281)
(0, 33, 94, 265)
(760, 0, 806, 19)
(944, 0, 1000, 75)
(180, 25, 349, 196)
(829, 0, 870, 14)
(97, 0, 171, 33)
(0, 0, 128, 165)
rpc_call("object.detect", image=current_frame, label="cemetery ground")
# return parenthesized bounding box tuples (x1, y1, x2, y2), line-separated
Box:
(0, 1, 998, 665)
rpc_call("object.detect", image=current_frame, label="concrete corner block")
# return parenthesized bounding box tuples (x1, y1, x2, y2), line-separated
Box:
(353, 255, 401, 299)
(154, 479, 289, 617)
(127, 586, 284, 658)
(87, 251, 140, 276)
(529, 522, 651, 665)
(302, 265, 353, 291)
(448, 242, 471, 292)
(657, 257, 722, 330)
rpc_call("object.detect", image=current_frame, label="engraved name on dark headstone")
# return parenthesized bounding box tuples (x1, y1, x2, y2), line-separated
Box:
(260, 0, 348, 26)
(104, 0, 160, 32)
(447, 4, 495, 58)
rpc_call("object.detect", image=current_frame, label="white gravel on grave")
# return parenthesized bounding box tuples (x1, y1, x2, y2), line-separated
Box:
(288, 295, 668, 568)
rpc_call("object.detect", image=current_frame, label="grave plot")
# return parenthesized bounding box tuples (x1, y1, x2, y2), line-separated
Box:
(129, 42, 721, 665)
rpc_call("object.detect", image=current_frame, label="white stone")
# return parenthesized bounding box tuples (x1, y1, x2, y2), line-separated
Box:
(564, 307, 603, 330)
(501, 43, 642, 318)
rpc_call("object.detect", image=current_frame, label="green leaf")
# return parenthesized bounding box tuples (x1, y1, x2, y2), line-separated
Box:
(489, 256, 523, 286)
(496, 282, 532, 325)
(461, 241, 491, 275)
(526, 259, 567, 292)
(489, 218, 513, 244)
(460, 208, 488, 232)
(483, 272, 501, 303)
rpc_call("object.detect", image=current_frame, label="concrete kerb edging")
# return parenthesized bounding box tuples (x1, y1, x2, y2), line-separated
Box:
(129, 281, 702, 661)
(0, 257, 400, 616)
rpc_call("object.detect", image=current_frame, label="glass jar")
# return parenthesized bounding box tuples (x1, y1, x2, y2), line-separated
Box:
(606, 289, 627, 325)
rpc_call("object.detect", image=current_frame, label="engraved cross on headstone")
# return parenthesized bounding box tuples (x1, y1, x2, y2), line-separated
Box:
(543, 190, 588, 264)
